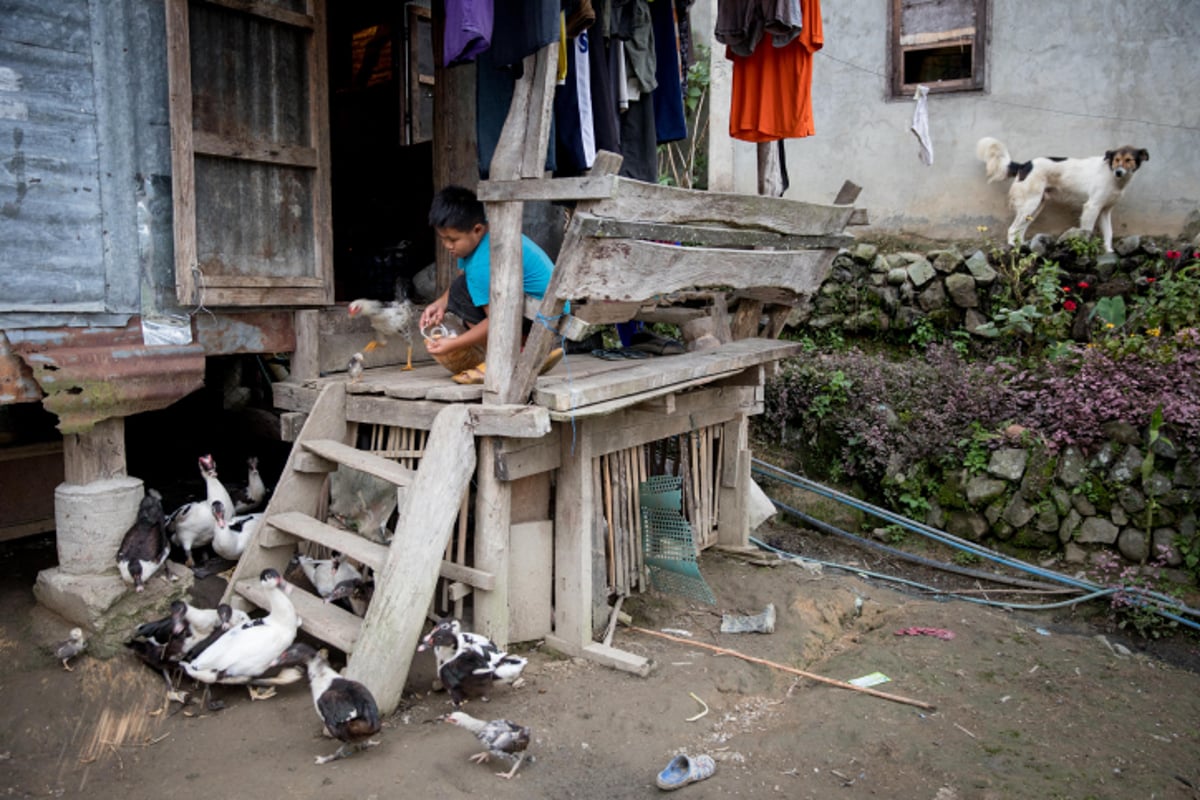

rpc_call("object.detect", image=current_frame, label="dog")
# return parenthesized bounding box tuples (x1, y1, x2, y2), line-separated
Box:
(976, 137, 1148, 252)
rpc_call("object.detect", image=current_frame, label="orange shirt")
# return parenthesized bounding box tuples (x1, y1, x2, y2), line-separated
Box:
(729, 0, 824, 142)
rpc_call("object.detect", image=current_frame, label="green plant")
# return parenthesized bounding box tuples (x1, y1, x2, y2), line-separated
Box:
(809, 369, 852, 420)
(1088, 549, 1180, 639)
(956, 422, 999, 475)
(1090, 295, 1127, 330)
(658, 45, 710, 189)
(952, 549, 981, 566)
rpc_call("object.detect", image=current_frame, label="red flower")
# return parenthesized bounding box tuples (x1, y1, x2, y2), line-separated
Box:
(1147, 277, 1157, 283)
(1063, 300, 1077, 311)
(1193, 251, 1200, 259)
(1166, 250, 1182, 259)
(1077, 281, 1089, 289)
(1061, 286, 1072, 294)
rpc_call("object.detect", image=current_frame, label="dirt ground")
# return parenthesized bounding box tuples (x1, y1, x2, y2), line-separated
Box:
(3, 519, 1200, 800)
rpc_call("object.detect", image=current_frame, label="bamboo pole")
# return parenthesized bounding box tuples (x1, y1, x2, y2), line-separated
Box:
(603, 454, 616, 591)
(626, 626, 936, 711)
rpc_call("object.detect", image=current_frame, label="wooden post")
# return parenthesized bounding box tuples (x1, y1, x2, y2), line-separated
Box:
(62, 417, 126, 485)
(292, 309, 319, 381)
(546, 419, 595, 654)
(472, 437, 511, 644)
(346, 405, 476, 715)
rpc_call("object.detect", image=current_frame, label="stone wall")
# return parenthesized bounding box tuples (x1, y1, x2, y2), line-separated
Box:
(785, 231, 1200, 584)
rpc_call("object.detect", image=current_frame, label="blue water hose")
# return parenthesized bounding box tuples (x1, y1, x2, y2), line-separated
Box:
(751, 458, 1200, 632)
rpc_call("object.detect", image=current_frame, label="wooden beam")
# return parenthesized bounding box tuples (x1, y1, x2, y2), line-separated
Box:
(292, 310, 319, 381)
(552, 417, 595, 652)
(494, 432, 562, 481)
(545, 369, 743, 421)
(717, 415, 750, 547)
(833, 180, 863, 205)
(345, 405, 476, 715)
(62, 417, 125, 485)
(580, 217, 853, 251)
(476, 174, 618, 203)
(473, 437, 511, 645)
(346, 396, 551, 438)
(555, 238, 837, 302)
(543, 636, 650, 676)
(583, 386, 759, 457)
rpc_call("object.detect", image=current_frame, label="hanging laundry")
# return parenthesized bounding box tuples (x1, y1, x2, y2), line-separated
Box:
(587, 19, 622, 155)
(726, 0, 823, 143)
(443, 0, 494, 67)
(715, 0, 803, 58)
(911, 84, 934, 166)
(554, 30, 598, 176)
(651, 0, 687, 144)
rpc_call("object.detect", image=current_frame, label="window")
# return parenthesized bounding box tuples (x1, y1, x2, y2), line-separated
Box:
(890, 0, 987, 97)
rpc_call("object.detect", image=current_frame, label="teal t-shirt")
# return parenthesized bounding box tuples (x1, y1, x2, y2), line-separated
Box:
(459, 232, 554, 308)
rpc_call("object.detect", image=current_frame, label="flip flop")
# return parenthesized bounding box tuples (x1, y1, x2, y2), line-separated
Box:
(451, 363, 487, 385)
(656, 754, 716, 791)
(617, 347, 652, 359)
(591, 348, 625, 361)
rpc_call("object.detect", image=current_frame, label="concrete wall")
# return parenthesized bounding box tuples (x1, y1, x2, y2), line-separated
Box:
(702, 0, 1200, 243)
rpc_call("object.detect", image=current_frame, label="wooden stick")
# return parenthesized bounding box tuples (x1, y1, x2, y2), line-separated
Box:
(626, 626, 936, 711)
(602, 455, 616, 591)
(602, 594, 626, 647)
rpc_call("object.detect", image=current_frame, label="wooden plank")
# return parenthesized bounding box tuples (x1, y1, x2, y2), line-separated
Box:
(191, 131, 318, 168)
(235, 578, 361, 655)
(263, 511, 388, 571)
(583, 386, 759, 457)
(345, 405, 476, 715)
(292, 450, 335, 473)
(203, 0, 315, 29)
(555, 238, 837, 303)
(545, 369, 741, 421)
(347, 397, 549, 438)
(302, 439, 416, 487)
(165, 0, 198, 305)
(473, 437, 512, 643)
(541, 637, 650, 676)
(196, 275, 325, 288)
(591, 178, 856, 235)
(426, 383, 486, 402)
(222, 383, 349, 612)
(535, 338, 801, 412)
(494, 432, 562, 481)
(833, 180, 863, 206)
(477, 174, 619, 203)
(508, 520, 553, 641)
(280, 412, 307, 442)
(730, 298, 764, 340)
(438, 560, 495, 592)
(520, 44, 559, 179)
(582, 218, 854, 251)
(570, 300, 647, 326)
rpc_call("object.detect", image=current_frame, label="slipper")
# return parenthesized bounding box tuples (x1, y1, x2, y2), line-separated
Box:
(617, 347, 652, 359)
(656, 754, 716, 791)
(591, 348, 625, 361)
(452, 362, 487, 385)
(631, 332, 687, 356)
(539, 347, 564, 375)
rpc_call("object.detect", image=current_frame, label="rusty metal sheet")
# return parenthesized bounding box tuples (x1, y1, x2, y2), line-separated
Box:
(0, 333, 43, 404)
(192, 311, 296, 355)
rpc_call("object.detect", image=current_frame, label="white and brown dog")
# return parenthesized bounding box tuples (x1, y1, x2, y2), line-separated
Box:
(976, 137, 1148, 252)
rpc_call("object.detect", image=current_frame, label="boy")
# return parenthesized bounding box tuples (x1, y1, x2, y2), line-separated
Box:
(421, 186, 562, 384)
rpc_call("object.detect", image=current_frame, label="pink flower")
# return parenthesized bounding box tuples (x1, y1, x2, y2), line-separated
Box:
(1193, 251, 1200, 259)
(1063, 300, 1077, 311)
(1147, 277, 1157, 283)
(1077, 281, 1089, 289)
(1061, 286, 1072, 294)
(1165, 250, 1182, 260)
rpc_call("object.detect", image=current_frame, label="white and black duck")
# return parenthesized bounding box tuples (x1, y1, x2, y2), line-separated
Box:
(180, 568, 301, 708)
(212, 511, 262, 561)
(441, 711, 532, 779)
(417, 618, 528, 706)
(325, 574, 374, 616)
(229, 456, 269, 514)
(116, 489, 170, 593)
(271, 643, 382, 765)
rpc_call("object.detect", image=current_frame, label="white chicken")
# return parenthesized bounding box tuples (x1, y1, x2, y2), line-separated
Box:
(347, 278, 419, 370)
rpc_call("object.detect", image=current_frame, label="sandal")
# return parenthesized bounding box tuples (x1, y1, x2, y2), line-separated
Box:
(591, 348, 626, 361)
(451, 362, 487, 385)
(656, 754, 716, 791)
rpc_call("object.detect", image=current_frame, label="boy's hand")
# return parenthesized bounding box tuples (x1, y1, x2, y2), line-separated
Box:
(424, 335, 458, 356)
(420, 300, 446, 330)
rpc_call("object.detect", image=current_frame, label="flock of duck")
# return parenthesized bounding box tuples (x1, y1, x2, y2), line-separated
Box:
(105, 453, 532, 774)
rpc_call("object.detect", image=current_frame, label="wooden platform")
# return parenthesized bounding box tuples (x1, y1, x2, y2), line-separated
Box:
(273, 338, 800, 427)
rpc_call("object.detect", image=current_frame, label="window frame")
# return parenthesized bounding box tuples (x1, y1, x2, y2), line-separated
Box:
(890, 0, 988, 98)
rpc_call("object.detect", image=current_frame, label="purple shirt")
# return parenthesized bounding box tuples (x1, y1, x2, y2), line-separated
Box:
(444, 0, 494, 66)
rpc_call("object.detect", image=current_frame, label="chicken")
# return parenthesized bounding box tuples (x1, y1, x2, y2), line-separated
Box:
(53, 628, 88, 671)
(441, 711, 532, 779)
(347, 352, 364, 383)
(229, 456, 269, 514)
(347, 277, 419, 368)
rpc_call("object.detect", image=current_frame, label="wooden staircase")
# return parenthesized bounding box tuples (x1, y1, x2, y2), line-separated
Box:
(221, 381, 478, 714)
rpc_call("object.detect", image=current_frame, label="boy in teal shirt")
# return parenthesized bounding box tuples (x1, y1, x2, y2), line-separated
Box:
(420, 186, 562, 384)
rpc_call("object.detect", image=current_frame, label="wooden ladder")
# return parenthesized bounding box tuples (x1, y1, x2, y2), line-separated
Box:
(220, 382, 478, 714)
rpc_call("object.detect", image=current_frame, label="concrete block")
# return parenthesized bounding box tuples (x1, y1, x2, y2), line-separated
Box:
(54, 476, 144, 575)
(33, 567, 127, 630)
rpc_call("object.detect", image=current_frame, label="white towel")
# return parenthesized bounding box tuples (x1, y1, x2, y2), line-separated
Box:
(911, 85, 933, 166)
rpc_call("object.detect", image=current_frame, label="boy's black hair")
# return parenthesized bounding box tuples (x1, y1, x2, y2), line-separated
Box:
(428, 185, 487, 231)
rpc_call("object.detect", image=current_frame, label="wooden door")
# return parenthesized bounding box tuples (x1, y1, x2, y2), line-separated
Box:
(166, 0, 332, 306)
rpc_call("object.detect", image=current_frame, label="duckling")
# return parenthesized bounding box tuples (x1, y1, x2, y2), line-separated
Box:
(271, 643, 382, 764)
(117, 489, 170, 593)
(53, 628, 88, 672)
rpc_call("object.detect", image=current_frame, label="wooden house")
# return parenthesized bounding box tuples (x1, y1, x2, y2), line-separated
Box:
(1, 1, 856, 711)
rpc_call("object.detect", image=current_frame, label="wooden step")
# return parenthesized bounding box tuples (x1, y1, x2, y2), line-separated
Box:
(301, 439, 417, 487)
(234, 577, 363, 655)
(262, 511, 388, 572)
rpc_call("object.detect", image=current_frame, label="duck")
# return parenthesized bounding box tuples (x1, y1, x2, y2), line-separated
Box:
(271, 643, 382, 765)
(180, 568, 301, 708)
(116, 489, 170, 593)
(212, 511, 262, 561)
(52, 628, 88, 672)
(182, 603, 251, 661)
(198, 453, 235, 515)
(441, 711, 532, 779)
(183, 601, 250, 641)
(229, 456, 269, 514)
(417, 618, 528, 706)
(420, 618, 528, 684)
(292, 552, 362, 599)
(126, 600, 192, 707)
(167, 455, 234, 567)
(325, 574, 374, 616)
